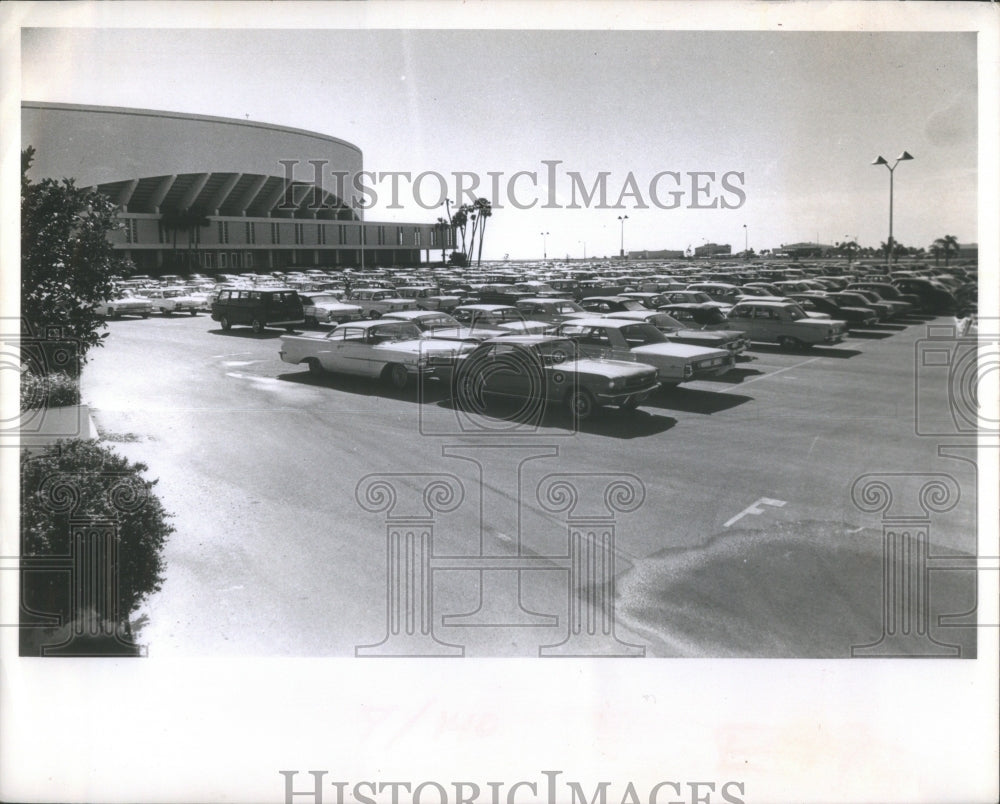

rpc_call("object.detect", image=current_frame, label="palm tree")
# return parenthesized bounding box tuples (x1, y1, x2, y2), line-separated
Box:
(472, 197, 492, 266)
(934, 234, 960, 267)
(435, 217, 449, 264)
(836, 239, 860, 267)
(451, 205, 470, 257)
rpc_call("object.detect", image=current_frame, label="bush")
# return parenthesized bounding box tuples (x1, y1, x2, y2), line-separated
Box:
(20, 370, 80, 411)
(20, 440, 173, 655)
(448, 251, 469, 267)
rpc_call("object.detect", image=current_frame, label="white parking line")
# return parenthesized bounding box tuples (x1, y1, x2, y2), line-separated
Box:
(739, 356, 819, 386)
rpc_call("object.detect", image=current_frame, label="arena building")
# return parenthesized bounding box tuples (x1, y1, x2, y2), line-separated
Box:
(21, 102, 450, 274)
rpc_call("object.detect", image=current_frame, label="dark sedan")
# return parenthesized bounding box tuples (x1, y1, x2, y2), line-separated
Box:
(788, 294, 879, 328)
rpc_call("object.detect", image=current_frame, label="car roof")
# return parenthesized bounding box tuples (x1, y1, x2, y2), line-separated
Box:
(455, 304, 515, 311)
(560, 316, 643, 329)
(479, 334, 570, 346)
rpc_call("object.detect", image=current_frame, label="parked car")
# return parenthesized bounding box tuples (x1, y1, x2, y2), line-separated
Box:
(843, 287, 911, 319)
(448, 336, 660, 419)
(685, 282, 742, 308)
(602, 310, 750, 357)
(381, 310, 508, 342)
(344, 288, 418, 318)
(891, 278, 957, 314)
(94, 291, 152, 319)
(299, 292, 364, 326)
(279, 319, 473, 389)
(826, 291, 893, 321)
(618, 292, 671, 309)
(579, 296, 649, 314)
(657, 302, 733, 330)
(451, 304, 550, 335)
(787, 294, 879, 328)
(659, 290, 730, 310)
(554, 317, 734, 385)
(725, 301, 846, 348)
(847, 281, 919, 311)
(395, 286, 462, 312)
(515, 298, 591, 324)
(211, 287, 305, 334)
(145, 286, 201, 315)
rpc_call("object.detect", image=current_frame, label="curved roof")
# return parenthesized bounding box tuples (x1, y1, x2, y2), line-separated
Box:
(22, 102, 364, 220)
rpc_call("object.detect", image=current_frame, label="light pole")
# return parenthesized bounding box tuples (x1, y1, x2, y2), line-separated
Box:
(872, 151, 914, 267)
(579, 240, 586, 260)
(617, 215, 629, 258)
(540, 231, 550, 260)
(743, 224, 748, 259)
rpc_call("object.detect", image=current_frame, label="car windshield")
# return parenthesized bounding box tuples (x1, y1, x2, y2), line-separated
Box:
(620, 323, 669, 345)
(419, 314, 461, 330)
(367, 322, 422, 341)
(647, 313, 683, 331)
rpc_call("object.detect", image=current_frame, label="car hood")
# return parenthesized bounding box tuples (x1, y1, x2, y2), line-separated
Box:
(631, 343, 730, 360)
(673, 328, 743, 342)
(561, 358, 659, 379)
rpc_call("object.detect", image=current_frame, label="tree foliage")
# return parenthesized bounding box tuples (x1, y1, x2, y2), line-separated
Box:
(21, 147, 128, 367)
(20, 440, 173, 654)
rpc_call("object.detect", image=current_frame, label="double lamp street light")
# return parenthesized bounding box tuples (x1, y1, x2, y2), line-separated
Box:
(872, 150, 914, 267)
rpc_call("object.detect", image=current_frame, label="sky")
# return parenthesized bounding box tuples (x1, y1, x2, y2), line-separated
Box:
(20, 25, 979, 261)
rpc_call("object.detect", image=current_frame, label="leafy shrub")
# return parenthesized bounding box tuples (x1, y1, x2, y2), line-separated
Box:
(20, 370, 80, 410)
(20, 440, 173, 655)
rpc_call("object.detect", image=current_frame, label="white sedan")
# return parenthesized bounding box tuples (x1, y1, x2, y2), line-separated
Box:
(279, 319, 473, 389)
(554, 317, 734, 385)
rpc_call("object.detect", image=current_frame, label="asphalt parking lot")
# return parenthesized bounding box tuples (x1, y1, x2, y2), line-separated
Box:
(80, 312, 979, 657)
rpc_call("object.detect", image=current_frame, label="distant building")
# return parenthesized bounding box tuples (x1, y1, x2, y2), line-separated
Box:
(956, 243, 978, 260)
(776, 242, 837, 258)
(22, 102, 447, 274)
(693, 243, 731, 258)
(628, 249, 686, 260)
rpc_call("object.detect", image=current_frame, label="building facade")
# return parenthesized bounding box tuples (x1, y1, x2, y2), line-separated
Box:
(21, 102, 449, 274)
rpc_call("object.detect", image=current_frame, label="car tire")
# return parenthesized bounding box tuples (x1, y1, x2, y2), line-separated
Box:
(220, 316, 232, 331)
(140, 313, 149, 319)
(305, 315, 317, 327)
(369, 310, 381, 319)
(567, 389, 596, 421)
(189, 310, 197, 316)
(778, 336, 802, 350)
(160, 307, 170, 315)
(386, 363, 409, 390)
(251, 319, 265, 335)
(306, 358, 324, 377)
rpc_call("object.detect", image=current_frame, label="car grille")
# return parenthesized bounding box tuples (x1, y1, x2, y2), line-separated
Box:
(624, 373, 654, 389)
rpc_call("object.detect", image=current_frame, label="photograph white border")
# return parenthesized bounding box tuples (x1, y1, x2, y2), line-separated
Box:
(1, 3, 997, 802)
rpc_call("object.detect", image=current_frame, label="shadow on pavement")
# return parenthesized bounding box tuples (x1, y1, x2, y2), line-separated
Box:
(649, 386, 753, 414)
(207, 328, 283, 339)
(749, 344, 862, 359)
(846, 330, 895, 340)
(701, 367, 765, 384)
(433, 396, 678, 439)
